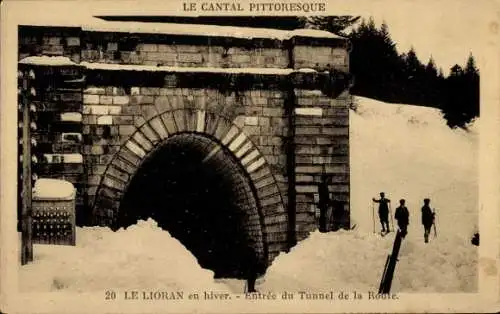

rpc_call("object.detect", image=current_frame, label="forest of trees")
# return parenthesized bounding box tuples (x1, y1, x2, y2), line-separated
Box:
(101, 15, 480, 129)
(306, 16, 480, 129)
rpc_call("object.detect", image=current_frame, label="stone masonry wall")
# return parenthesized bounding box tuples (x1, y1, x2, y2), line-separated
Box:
(19, 24, 351, 259)
(294, 89, 351, 241)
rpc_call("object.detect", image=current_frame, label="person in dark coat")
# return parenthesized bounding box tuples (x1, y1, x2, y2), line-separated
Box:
(242, 244, 267, 293)
(373, 192, 391, 233)
(421, 198, 435, 243)
(330, 199, 345, 231)
(394, 199, 410, 238)
(318, 173, 331, 233)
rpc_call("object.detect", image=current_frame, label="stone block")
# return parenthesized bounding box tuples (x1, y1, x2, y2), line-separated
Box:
(154, 96, 171, 113)
(108, 106, 122, 115)
(296, 165, 323, 174)
(160, 112, 178, 134)
(112, 157, 137, 174)
(322, 127, 349, 136)
(296, 145, 321, 155)
(296, 127, 321, 135)
(122, 105, 142, 115)
(149, 117, 169, 139)
(295, 185, 318, 194)
(130, 95, 155, 105)
(296, 175, 314, 183)
(133, 132, 153, 152)
(83, 94, 100, 105)
(178, 53, 203, 63)
(102, 175, 126, 191)
(119, 125, 136, 136)
(97, 115, 113, 125)
(262, 108, 283, 117)
(99, 96, 113, 105)
(138, 43, 158, 52)
(107, 42, 118, 51)
(113, 96, 130, 105)
(112, 115, 134, 125)
(89, 105, 108, 115)
(90, 145, 104, 155)
(66, 37, 80, 46)
(112, 87, 127, 96)
(82, 115, 97, 125)
(244, 116, 259, 126)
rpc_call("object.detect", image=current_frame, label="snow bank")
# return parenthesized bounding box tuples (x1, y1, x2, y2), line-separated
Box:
(19, 219, 228, 292)
(260, 230, 477, 293)
(349, 97, 478, 240)
(33, 178, 75, 200)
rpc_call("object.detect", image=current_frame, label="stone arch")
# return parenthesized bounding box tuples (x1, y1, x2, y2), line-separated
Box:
(91, 107, 287, 265)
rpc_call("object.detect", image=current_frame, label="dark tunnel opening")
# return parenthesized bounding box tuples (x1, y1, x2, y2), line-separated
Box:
(118, 133, 267, 279)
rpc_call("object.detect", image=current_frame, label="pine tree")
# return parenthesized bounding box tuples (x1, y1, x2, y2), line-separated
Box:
(464, 53, 479, 76)
(306, 16, 361, 36)
(441, 56, 479, 129)
(425, 57, 438, 77)
(463, 53, 480, 122)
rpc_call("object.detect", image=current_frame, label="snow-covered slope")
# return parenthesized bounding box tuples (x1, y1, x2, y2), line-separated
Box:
(350, 97, 478, 240)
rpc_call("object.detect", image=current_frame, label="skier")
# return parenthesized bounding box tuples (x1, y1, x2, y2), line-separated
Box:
(421, 198, 435, 243)
(394, 199, 410, 238)
(372, 192, 391, 234)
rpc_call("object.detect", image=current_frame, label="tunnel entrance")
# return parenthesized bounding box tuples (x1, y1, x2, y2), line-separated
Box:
(118, 132, 267, 278)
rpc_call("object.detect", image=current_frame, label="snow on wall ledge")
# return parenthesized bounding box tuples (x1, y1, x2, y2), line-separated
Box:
(19, 56, 320, 75)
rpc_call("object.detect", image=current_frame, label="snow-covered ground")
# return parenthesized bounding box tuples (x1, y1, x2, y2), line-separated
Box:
(19, 96, 478, 294)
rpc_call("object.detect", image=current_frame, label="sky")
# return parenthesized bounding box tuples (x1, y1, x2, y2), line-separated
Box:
(352, 1, 497, 74)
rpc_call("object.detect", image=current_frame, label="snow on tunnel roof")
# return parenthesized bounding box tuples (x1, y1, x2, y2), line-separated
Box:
(33, 178, 75, 200)
(21, 15, 345, 41)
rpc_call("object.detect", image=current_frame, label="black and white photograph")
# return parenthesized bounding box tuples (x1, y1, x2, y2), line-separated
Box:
(1, 0, 499, 313)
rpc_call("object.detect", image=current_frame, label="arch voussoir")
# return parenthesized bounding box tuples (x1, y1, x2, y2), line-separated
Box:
(131, 131, 154, 153)
(148, 116, 169, 140)
(137, 124, 160, 146)
(184, 109, 198, 132)
(196, 110, 206, 133)
(160, 111, 178, 134)
(204, 112, 220, 135)
(124, 139, 146, 159)
(172, 110, 187, 133)
(118, 146, 142, 166)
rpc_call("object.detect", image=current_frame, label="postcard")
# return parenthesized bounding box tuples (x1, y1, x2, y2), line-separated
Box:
(1, 0, 499, 313)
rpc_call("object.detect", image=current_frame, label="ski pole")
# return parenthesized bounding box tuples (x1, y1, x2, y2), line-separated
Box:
(372, 201, 375, 234)
(389, 203, 395, 232)
(433, 209, 438, 238)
